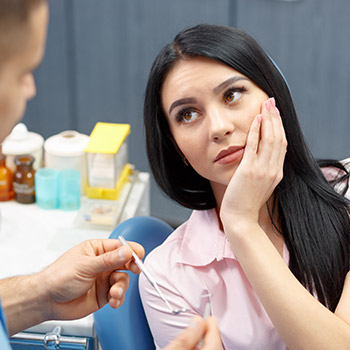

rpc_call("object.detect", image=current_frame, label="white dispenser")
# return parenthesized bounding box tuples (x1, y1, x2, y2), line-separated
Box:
(44, 130, 89, 194)
(2, 123, 44, 172)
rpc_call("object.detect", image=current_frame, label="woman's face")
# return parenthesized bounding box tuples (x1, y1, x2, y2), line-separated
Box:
(161, 57, 269, 190)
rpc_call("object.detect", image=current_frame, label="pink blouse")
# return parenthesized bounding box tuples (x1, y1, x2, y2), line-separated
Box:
(139, 161, 350, 349)
(139, 208, 288, 349)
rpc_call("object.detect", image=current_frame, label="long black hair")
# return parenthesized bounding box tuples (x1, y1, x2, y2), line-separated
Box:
(144, 24, 350, 312)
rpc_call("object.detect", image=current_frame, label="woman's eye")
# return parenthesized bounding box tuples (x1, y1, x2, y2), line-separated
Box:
(224, 88, 245, 105)
(176, 110, 200, 123)
(183, 111, 197, 122)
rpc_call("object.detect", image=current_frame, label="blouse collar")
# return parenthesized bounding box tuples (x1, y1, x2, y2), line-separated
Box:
(176, 209, 236, 266)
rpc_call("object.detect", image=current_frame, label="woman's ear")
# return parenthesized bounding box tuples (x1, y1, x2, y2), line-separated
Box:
(168, 133, 189, 166)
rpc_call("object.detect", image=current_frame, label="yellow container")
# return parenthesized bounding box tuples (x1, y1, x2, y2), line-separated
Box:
(85, 122, 130, 200)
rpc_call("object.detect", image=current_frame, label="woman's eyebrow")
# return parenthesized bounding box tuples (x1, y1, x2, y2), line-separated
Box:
(213, 76, 249, 95)
(168, 76, 248, 114)
(169, 97, 197, 115)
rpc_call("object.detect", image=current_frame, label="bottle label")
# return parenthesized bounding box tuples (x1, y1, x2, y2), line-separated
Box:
(13, 182, 35, 195)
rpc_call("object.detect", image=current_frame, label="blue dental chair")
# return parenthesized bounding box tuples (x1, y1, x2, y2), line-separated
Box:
(93, 216, 173, 350)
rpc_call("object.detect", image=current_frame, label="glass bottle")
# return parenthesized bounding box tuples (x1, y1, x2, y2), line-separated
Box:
(0, 153, 14, 201)
(13, 155, 36, 204)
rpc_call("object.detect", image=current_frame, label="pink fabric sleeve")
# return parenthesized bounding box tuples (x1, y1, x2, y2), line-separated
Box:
(321, 158, 350, 199)
(341, 158, 350, 199)
(138, 240, 208, 349)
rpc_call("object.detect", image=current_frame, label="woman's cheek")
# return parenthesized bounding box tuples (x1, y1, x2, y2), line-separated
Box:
(246, 98, 266, 129)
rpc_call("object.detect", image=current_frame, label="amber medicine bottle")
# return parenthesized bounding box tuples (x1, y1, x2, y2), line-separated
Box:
(0, 153, 14, 201)
(13, 155, 36, 204)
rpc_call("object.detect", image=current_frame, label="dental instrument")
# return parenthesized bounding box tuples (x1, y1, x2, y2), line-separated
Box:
(118, 235, 190, 315)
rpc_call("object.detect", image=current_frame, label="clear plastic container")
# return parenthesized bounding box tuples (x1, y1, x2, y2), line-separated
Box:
(85, 123, 130, 200)
(87, 141, 128, 188)
(73, 199, 123, 230)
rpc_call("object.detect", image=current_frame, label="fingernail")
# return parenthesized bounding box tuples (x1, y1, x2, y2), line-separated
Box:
(117, 287, 124, 298)
(257, 114, 263, 124)
(115, 299, 121, 308)
(275, 107, 281, 117)
(265, 100, 271, 111)
(270, 97, 276, 108)
(118, 246, 127, 259)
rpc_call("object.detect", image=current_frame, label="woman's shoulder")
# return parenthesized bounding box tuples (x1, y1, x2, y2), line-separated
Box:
(143, 208, 221, 270)
(320, 158, 350, 198)
(320, 158, 350, 177)
(142, 215, 190, 274)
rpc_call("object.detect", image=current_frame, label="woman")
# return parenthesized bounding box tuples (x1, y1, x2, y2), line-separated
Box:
(139, 24, 350, 349)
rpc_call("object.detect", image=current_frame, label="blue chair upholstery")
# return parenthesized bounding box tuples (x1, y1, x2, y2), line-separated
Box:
(93, 216, 173, 350)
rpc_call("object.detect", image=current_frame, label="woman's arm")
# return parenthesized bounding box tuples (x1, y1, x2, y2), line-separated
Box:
(221, 98, 350, 349)
(335, 272, 350, 324)
(225, 221, 350, 349)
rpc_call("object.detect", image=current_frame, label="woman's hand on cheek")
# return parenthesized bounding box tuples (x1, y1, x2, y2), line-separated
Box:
(220, 97, 287, 231)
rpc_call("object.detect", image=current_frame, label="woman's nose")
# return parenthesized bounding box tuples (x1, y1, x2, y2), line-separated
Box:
(208, 108, 234, 142)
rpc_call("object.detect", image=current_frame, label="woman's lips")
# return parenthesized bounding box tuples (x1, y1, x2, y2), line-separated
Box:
(214, 146, 245, 165)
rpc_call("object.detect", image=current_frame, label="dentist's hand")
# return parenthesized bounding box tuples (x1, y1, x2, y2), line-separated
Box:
(3, 238, 145, 336)
(39, 238, 144, 321)
(164, 316, 223, 350)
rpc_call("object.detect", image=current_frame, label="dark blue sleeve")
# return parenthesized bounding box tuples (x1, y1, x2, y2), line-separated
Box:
(0, 299, 12, 350)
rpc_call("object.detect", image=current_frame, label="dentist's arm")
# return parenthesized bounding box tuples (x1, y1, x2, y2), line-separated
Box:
(1, 238, 144, 335)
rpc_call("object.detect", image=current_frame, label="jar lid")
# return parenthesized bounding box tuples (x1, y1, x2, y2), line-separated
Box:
(14, 154, 35, 166)
(2, 123, 44, 155)
(44, 130, 89, 157)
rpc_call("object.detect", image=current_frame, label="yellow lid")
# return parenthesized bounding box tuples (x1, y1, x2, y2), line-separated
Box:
(85, 122, 130, 154)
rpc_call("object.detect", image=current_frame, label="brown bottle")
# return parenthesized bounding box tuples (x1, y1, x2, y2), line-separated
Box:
(0, 153, 14, 201)
(13, 155, 36, 204)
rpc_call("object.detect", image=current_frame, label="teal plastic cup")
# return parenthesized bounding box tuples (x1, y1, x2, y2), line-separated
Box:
(58, 169, 81, 211)
(35, 168, 59, 209)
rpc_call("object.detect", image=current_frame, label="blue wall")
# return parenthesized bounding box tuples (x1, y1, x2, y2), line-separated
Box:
(23, 0, 350, 226)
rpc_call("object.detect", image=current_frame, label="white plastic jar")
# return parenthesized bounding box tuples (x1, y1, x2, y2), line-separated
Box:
(2, 123, 44, 172)
(44, 130, 90, 194)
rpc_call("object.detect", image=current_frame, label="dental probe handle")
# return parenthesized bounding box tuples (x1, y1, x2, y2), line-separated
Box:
(118, 235, 177, 313)
(118, 236, 156, 283)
